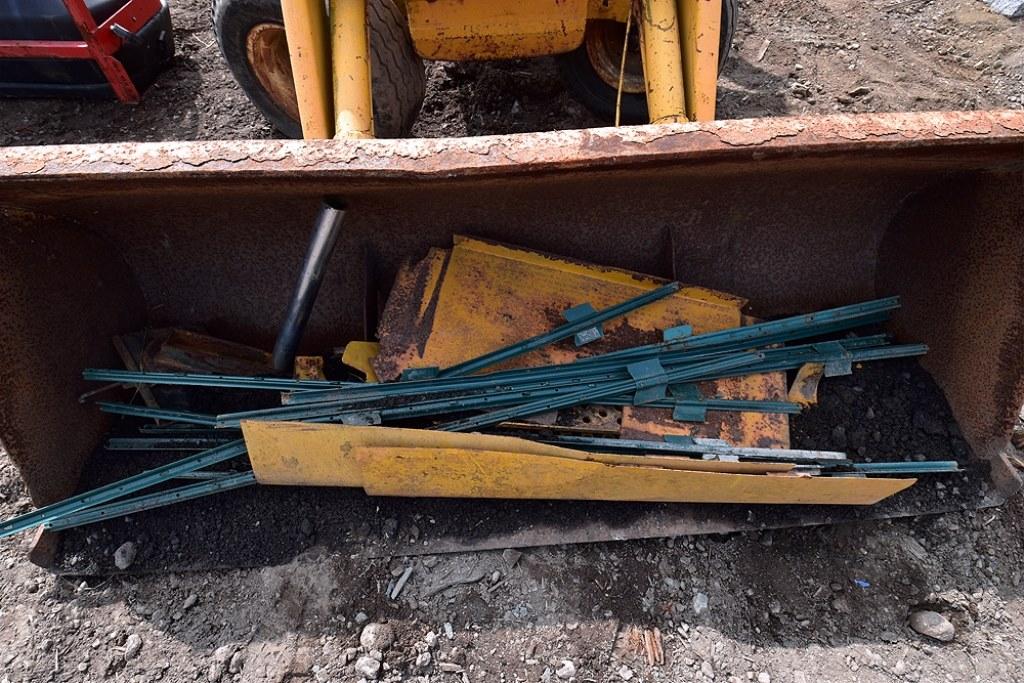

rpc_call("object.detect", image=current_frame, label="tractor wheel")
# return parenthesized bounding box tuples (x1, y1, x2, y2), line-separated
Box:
(556, 0, 736, 124)
(212, 0, 425, 138)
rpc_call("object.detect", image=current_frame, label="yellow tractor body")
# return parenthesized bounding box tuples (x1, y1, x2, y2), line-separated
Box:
(278, 0, 724, 139)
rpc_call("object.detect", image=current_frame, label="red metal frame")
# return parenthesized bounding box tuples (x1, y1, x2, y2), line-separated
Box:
(0, 0, 163, 103)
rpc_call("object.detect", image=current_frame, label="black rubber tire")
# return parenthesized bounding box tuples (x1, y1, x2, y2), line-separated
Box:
(557, 0, 737, 124)
(212, 0, 426, 138)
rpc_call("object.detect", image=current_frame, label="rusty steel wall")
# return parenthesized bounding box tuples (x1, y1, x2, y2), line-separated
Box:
(0, 111, 1022, 507)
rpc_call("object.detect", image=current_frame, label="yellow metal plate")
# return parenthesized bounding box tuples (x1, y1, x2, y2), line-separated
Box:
(242, 422, 914, 505)
(373, 236, 788, 447)
(355, 447, 914, 506)
(241, 421, 797, 486)
(374, 235, 746, 379)
(406, 0, 589, 60)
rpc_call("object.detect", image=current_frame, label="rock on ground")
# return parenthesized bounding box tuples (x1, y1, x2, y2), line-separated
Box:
(909, 610, 956, 642)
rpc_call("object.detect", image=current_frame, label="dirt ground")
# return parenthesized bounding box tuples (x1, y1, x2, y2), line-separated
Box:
(2, 0, 1024, 682)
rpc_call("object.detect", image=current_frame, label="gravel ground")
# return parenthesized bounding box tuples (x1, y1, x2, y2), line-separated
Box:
(2, 0, 1024, 682)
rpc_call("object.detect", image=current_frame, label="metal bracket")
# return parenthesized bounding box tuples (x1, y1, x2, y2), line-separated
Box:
(402, 367, 440, 381)
(334, 411, 382, 426)
(668, 384, 704, 422)
(563, 303, 604, 346)
(663, 324, 693, 341)
(627, 359, 670, 405)
(812, 341, 854, 377)
(672, 404, 708, 422)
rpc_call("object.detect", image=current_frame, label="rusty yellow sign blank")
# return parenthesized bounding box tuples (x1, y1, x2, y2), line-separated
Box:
(371, 236, 789, 447)
(242, 422, 915, 506)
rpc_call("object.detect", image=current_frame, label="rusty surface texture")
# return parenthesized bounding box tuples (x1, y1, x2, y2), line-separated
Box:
(0, 110, 1021, 183)
(0, 110, 1021, 532)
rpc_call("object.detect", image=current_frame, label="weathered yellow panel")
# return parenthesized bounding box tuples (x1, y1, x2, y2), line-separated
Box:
(242, 421, 367, 487)
(372, 235, 789, 447)
(355, 447, 915, 505)
(242, 422, 796, 487)
(406, 0, 589, 60)
(374, 235, 747, 380)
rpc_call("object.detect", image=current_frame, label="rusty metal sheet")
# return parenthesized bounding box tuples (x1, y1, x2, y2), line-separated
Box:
(374, 235, 746, 380)
(372, 236, 790, 445)
(622, 372, 792, 447)
(0, 112, 1020, 185)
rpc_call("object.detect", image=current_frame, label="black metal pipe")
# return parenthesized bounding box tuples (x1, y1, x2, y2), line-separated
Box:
(272, 199, 347, 373)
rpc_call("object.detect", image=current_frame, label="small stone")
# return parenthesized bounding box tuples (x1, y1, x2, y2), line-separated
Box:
(491, 570, 502, 584)
(502, 549, 523, 567)
(866, 406, 875, 419)
(213, 645, 235, 665)
(693, 592, 709, 615)
(354, 611, 369, 624)
(556, 660, 576, 679)
(360, 623, 396, 651)
(415, 651, 431, 668)
(757, 674, 771, 683)
(849, 86, 872, 97)
(618, 665, 634, 680)
(831, 597, 850, 614)
(893, 660, 907, 675)
(182, 594, 198, 611)
(701, 661, 715, 678)
(228, 650, 245, 674)
(425, 631, 438, 649)
(444, 622, 455, 639)
(354, 656, 381, 679)
(439, 662, 463, 673)
(77, 662, 89, 673)
(342, 647, 358, 664)
(123, 634, 143, 661)
(113, 542, 137, 570)
(909, 610, 955, 642)
(208, 662, 225, 682)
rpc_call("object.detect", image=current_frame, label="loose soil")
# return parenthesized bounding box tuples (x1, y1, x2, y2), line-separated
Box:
(2, 1, 1024, 682)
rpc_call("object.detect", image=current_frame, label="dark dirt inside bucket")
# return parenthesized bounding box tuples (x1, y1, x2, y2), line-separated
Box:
(53, 358, 987, 575)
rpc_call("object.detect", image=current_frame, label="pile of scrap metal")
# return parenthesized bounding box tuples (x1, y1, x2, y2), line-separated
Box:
(0, 227, 960, 542)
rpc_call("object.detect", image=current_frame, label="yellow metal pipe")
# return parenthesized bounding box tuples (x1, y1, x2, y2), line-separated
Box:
(638, 0, 687, 124)
(330, 0, 375, 139)
(280, 0, 334, 139)
(679, 0, 722, 121)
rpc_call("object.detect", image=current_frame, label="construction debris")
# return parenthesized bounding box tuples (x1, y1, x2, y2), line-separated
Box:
(0, 240, 968, 543)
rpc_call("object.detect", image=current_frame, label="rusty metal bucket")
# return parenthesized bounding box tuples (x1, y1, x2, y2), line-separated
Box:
(1, 111, 1022, 565)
